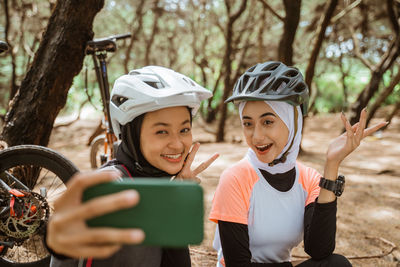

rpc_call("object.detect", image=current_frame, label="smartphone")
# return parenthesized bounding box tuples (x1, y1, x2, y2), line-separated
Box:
(82, 178, 204, 248)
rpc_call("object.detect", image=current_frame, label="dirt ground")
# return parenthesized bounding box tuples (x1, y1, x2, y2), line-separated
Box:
(49, 111, 400, 267)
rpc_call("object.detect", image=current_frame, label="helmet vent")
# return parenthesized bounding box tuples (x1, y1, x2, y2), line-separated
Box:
(270, 79, 288, 92)
(283, 69, 299, 78)
(257, 75, 273, 90)
(144, 81, 163, 89)
(294, 83, 306, 93)
(182, 77, 196, 87)
(111, 95, 128, 107)
(240, 75, 251, 93)
(247, 65, 256, 73)
(262, 62, 280, 71)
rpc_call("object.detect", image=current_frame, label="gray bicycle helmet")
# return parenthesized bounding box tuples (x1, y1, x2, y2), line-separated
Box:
(225, 61, 309, 115)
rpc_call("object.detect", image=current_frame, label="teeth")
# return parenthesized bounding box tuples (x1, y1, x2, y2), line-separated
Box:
(256, 144, 272, 151)
(163, 154, 181, 159)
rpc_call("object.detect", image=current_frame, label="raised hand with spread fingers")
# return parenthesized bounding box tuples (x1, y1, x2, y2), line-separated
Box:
(176, 142, 219, 183)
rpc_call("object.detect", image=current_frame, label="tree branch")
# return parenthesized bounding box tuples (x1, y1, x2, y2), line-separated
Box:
(257, 0, 284, 21)
(347, 236, 397, 260)
(123, 0, 145, 72)
(387, 0, 400, 33)
(349, 26, 374, 70)
(293, 236, 397, 260)
(305, 0, 338, 92)
(54, 99, 89, 129)
(366, 65, 400, 126)
(230, 0, 248, 22)
(210, 10, 226, 37)
(331, 0, 362, 23)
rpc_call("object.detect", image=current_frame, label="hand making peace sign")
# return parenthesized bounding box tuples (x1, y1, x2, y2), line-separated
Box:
(176, 142, 219, 183)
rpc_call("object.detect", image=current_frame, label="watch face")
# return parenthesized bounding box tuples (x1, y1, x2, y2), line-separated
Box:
(335, 175, 345, 196)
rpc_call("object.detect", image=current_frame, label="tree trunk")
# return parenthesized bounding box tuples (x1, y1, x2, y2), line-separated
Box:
(216, 20, 235, 142)
(338, 51, 349, 111)
(144, 1, 162, 66)
(305, 0, 338, 94)
(278, 0, 301, 66)
(1, 0, 104, 146)
(3, 0, 18, 100)
(123, 0, 145, 73)
(257, 8, 266, 62)
(216, 0, 248, 142)
(206, 71, 222, 123)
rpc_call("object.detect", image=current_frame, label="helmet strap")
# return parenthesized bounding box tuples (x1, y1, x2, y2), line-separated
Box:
(268, 106, 298, 166)
(125, 124, 144, 171)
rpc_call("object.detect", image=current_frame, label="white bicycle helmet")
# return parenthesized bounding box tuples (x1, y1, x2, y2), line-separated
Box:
(110, 66, 212, 139)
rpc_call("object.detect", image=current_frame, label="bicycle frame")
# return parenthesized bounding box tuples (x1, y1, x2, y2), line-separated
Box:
(92, 52, 113, 134)
(86, 33, 131, 166)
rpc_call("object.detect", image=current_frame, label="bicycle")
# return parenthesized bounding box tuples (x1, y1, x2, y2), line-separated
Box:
(0, 42, 80, 266)
(84, 33, 132, 169)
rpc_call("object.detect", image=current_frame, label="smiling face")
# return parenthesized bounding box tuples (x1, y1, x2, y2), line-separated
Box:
(140, 106, 192, 175)
(242, 101, 289, 164)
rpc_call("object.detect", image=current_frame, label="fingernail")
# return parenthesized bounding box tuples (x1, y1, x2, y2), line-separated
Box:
(124, 190, 139, 202)
(109, 171, 121, 179)
(130, 229, 145, 242)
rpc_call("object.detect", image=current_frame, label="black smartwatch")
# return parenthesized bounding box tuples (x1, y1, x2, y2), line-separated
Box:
(319, 175, 345, 197)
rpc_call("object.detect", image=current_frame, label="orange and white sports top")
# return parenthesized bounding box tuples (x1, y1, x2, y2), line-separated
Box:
(209, 158, 321, 264)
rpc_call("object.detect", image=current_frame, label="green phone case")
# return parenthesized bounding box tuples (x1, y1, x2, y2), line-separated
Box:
(82, 178, 204, 248)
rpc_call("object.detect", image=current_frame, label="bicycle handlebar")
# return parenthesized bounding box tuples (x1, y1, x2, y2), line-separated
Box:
(86, 33, 132, 55)
(90, 33, 132, 43)
(110, 33, 132, 41)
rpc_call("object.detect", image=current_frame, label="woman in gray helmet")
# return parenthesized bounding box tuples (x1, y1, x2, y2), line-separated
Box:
(209, 61, 387, 267)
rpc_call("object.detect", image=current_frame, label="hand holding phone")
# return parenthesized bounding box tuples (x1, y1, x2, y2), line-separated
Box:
(47, 171, 144, 259)
(82, 178, 204, 248)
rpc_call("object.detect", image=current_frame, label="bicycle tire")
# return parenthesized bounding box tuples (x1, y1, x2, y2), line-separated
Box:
(90, 134, 105, 169)
(0, 145, 79, 267)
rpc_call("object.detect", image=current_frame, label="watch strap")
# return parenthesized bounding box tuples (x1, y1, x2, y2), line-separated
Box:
(319, 175, 345, 197)
(319, 177, 336, 192)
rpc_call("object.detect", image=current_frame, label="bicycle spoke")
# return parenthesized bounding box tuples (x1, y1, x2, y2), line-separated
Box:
(43, 169, 57, 192)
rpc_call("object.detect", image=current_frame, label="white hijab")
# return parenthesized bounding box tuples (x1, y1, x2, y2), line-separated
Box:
(239, 100, 303, 174)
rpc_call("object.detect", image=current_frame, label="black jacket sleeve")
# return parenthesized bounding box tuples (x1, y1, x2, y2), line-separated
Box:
(161, 248, 191, 267)
(303, 198, 337, 259)
(218, 221, 292, 267)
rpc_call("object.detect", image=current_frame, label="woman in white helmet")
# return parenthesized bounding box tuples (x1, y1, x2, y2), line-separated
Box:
(47, 66, 219, 267)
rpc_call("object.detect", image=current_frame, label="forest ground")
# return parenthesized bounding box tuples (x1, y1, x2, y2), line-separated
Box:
(49, 110, 400, 267)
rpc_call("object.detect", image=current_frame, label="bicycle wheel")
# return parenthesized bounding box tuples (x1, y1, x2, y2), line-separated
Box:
(0, 145, 79, 266)
(90, 134, 105, 169)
